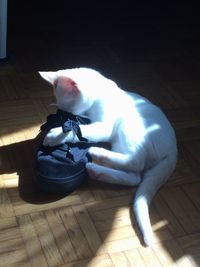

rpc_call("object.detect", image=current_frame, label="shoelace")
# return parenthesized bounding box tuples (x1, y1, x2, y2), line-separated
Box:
(40, 109, 90, 161)
(40, 109, 90, 142)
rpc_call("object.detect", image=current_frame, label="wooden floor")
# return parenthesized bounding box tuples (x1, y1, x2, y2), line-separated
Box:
(1, 2, 200, 266)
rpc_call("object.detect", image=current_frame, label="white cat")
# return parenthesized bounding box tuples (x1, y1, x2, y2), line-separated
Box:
(39, 67, 177, 246)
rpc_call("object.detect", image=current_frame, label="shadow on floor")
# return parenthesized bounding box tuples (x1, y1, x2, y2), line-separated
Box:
(0, 136, 200, 266)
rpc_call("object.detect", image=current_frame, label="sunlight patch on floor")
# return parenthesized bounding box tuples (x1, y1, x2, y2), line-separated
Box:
(152, 220, 168, 231)
(0, 124, 41, 146)
(176, 255, 198, 267)
(1, 173, 19, 189)
(0, 173, 19, 189)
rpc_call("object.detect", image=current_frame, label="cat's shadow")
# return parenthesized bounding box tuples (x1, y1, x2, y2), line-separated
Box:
(0, 133, 66, 204)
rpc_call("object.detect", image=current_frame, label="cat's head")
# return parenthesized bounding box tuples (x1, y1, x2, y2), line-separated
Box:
(39, 67, 101, 115)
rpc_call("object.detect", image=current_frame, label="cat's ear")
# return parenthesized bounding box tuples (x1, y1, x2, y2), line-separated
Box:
(55, 76, 80, 95)
(38, 71, 58, 85)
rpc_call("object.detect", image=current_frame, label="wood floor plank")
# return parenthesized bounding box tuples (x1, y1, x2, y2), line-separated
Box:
(30, 212, 64, 266)
(182, 183, 200, 211)
(0, 74, 18, 101)
(138, 246, 163, 267)
(0, 101, 40, 128)
(177, 233, 200, 257)
(104, 237, 141, 253)
(0, 216, 29, 266)
(181, 141, 200, 175)
(76, 185, 96, 203)
(153, 192, 185, 237)
(169, 80, 200, 107)
(0, 216, 18, 230)
(152, 242, 178, 266)
(164, 239, 198, 267)
(94, 213, 132, 232)
(59, 206, 93, 260)
(160, 187, 200, 234)
(4, 262, 32, 267)
(0, 175, 15, 218)
(124, 249, 146, 267)
(166, 156, 198, 186)
(90, 206, 131, 221)
(100, 225, 136, 242)
(0, 249, 28, 267)
(109, 252, 130, 267)
(85, 195, 133, 212)
(0, 237, 24, 256)
(45, 209, 78, 263)
(0, 225, 21, 242)
(58, 254, 114, 267)
(72, 204, 105, 255)
(17, 214, 49, 267)
(10, 192, 82, 216)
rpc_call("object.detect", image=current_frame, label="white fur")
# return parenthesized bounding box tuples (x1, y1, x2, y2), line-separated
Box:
(39, 67, 177, 246)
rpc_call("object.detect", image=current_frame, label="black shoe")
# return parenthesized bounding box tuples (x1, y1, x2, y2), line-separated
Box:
(35, 109, 98, 194)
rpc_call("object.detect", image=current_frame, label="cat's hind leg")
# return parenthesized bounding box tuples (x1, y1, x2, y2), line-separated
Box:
(88, 147, 143, 171)
(86, 162, 141, 186)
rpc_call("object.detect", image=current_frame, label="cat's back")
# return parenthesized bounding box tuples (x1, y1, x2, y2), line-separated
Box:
(126, 91, 171, 127)
(127, 91, 177, 154)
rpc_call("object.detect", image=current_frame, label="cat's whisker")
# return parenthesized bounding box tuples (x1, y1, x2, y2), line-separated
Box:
(49, 103, 58, 106)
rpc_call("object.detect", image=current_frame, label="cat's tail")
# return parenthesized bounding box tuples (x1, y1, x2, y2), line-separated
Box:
(133, 153, 177, 246)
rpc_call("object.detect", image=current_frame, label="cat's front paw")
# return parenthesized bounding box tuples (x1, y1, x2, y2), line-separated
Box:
(43, 127, 68, 146)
